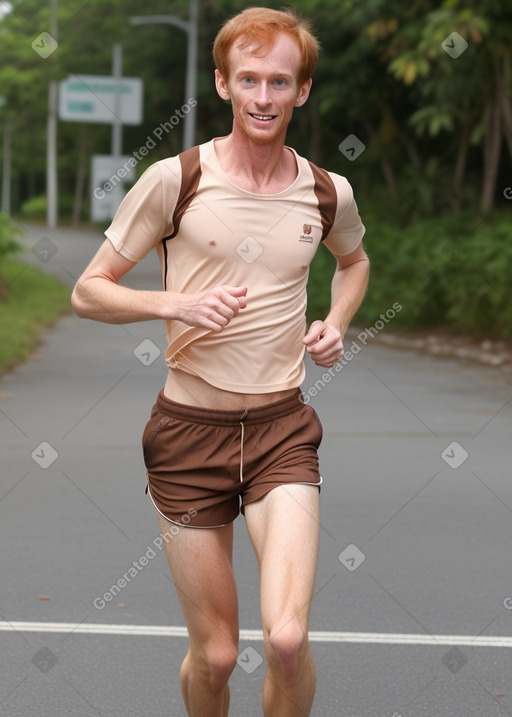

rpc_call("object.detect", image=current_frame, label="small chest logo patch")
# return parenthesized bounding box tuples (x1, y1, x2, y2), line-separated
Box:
(299, 224, 314, 242)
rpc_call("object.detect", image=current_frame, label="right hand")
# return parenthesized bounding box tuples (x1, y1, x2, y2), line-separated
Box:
(175, 285, 247, 331)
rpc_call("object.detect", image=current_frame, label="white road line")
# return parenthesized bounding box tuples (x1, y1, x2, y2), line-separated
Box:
(1, 622, 512, 648)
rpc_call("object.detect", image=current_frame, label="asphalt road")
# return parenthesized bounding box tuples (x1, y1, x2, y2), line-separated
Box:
(1, 224, 512, 717)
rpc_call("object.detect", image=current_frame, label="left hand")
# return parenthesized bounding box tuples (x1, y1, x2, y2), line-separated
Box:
(302, 320, 344, 368)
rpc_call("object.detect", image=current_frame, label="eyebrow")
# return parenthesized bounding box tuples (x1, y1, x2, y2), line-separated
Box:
(234, 68, 294, 81)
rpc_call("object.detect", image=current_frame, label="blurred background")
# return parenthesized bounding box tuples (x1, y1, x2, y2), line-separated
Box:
(0, 0, 511, 373)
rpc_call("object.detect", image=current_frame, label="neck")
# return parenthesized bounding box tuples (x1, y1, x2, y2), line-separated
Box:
(214, 123, 295, 193)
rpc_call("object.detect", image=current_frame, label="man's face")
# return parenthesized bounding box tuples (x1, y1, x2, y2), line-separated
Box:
(215, 32, 312, 145)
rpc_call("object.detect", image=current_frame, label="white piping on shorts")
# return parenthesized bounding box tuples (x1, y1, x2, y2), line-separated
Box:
(239, 420, 245, 482)
(238, 409, 248, 482)
(146, 478, 230, 530)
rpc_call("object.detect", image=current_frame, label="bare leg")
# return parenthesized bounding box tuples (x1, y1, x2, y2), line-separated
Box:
(157, 514, 239, 717)
(244, 484, 320, 716)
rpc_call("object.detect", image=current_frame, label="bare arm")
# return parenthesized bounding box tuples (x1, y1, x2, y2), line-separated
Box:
(324, 242, 370, 335)
(303, 242, 370, 367)
(71, 239, 247, 331)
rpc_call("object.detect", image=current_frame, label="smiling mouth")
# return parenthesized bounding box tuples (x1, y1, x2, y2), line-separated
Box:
(250, 113, 276, 121)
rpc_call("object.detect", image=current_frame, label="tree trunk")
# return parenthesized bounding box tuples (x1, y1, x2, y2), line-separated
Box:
(404, 136, 421, 169)
(451, 121, 472, 215)
(380, 156, 399, 196)
(480, 62, 503, 215)
(364, 120, 399, 195)
(71, 130, 89, 227)
(500, 52, 512, 159)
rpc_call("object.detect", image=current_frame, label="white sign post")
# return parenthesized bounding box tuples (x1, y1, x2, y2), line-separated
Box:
(90, 155, 135, 222)
(59, 56, 144, 221)
(59, 75, 143, 125)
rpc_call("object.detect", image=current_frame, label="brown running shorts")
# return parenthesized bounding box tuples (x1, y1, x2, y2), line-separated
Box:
(142, 388, 323, 528)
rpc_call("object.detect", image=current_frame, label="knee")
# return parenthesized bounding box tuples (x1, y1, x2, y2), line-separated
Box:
(202, 641, 238, 692)
(265, 619, 308, 678)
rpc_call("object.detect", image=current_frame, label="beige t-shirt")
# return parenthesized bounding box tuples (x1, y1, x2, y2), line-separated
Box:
(106, 139, 365, 393)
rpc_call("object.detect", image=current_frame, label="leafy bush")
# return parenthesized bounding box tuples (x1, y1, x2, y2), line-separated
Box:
(20, 194, 78, 221)
(307, 214, 512, 338)
(0, 211, 22, 260)
(20, 195, 47, 219)
(0, 259, 71, 373)
(306, 241, 336, 323)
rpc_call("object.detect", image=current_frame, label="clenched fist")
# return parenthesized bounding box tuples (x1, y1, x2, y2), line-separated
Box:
(176, 285, 248, 331)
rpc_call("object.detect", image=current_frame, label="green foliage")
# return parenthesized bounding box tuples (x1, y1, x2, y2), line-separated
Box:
(0, 0, 510, 220)
(19, 194, 75, 219)
(306, 242, 336, 323)
(0, 212, 22, 260)
(1, 0, 511, 341)
(308, 212, 512, 339)
(0, 258, 71, 373)
(20, 195, 47, 219)
(352, 214, 512, 337)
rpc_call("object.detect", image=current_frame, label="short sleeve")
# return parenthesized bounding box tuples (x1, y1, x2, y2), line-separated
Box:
(322, 173, 365, 256)
(105, 163, 168, 263)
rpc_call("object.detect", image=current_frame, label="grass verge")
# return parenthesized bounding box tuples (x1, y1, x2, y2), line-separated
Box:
(0, 259, 72, 375)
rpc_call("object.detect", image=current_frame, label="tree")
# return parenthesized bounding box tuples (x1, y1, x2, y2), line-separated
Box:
(0, 0, 510, 221)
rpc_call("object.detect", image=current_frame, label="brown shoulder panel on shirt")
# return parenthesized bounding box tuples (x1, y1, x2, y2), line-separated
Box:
(308, 161, 337, 241)
(162, 145, 202, 288)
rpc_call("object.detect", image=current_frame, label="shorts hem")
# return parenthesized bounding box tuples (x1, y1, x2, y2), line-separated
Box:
(146, 481, 234, 530)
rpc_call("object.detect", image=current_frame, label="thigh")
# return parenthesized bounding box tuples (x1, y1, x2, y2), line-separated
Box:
(244, 484, 320, 630)
(144, 407, 241, 528)
(157, 514, 239, 648)
(241, 403, 322, 513)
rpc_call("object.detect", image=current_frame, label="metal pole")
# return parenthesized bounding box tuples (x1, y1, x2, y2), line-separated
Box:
(130, 3, 199, 150)
(111, 44, 123, 160)
(183, 0, 198, 150)
(2, 117, 11, 214)
(46, 0, 58, 228)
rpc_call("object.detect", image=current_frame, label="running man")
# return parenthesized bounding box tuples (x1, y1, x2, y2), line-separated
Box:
(72, 7, 369, 716)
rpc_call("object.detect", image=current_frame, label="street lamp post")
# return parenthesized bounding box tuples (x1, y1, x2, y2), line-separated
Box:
(130, 0, 198, 150)
(46, 0, 58, 228)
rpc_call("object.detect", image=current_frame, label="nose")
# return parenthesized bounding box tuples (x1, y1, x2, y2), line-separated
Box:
(255, 82, 271, 107)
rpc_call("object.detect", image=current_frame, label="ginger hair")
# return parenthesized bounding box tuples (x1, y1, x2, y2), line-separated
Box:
(213, 6, 319, 86)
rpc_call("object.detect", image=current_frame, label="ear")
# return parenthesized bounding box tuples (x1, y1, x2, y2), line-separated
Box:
(294, 78, 312, 108)
(215, 69, 231, 101)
